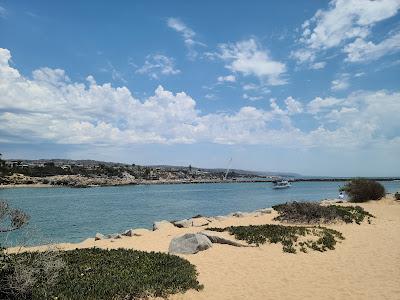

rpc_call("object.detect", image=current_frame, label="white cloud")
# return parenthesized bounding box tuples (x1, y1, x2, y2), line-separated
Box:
(307, 96, 344, 114)
(310, 61, 326, 69)
(293, 0, 400, 64)
(136, 54, 180, 79)
(217, 39, 287, 86)
(331, 74, 350, 91)
(204, 93, 217, 100)
(167, 17, 205, 59)
(1, 48, 400, 151)
(217, 75, 236, 83)
(344, 32, 400, 62)
(285, 97, 303, 115)
(243, 94, 263, 101)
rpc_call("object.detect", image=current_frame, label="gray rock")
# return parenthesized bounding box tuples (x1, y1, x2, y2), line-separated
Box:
(231, 212, 245, 218)
(214, 215, 228, 221)
(153, 220, 174, 231)
(199, 231, 251, 247)
(256, 208, 273, 215)
(123, 228, 150, 237)
(123, 229, 136, 237)
(95, 233, 105, 241)
(169, 233, 213, 254)
(172, 219, 193, 228)
(107, 233, 122, 239)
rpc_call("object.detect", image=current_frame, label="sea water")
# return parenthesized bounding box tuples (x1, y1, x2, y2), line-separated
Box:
(1, 181, 399, 246)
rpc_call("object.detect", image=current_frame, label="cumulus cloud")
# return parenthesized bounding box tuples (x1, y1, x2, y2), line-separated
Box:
(167, 17, 205, 59)
(284, 97, 303, 115)
(217, 39, 287, 86)
(343, 32, 400, 62)
(293, 0, 400, 65)
(136, 54, 180, 79)
(1, 48, 400, 151)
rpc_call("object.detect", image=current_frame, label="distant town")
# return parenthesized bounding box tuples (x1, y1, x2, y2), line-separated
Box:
(0, 156, 398, 188)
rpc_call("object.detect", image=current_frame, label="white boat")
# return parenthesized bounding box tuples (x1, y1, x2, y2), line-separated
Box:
(272, 180, 291, 189)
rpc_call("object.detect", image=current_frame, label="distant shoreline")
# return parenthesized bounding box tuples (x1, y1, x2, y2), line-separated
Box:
(1, 177, 399, 189)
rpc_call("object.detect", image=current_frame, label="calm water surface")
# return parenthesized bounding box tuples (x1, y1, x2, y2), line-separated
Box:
(1, 181, 399, 246)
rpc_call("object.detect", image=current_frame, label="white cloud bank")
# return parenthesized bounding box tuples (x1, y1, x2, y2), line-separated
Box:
(1, 48, 400, 151)
(293, 0, 400, 65)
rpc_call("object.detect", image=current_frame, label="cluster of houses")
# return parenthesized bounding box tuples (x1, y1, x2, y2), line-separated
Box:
(1, 159, 221, 181)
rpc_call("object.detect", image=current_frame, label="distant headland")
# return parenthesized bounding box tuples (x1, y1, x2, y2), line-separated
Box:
(0, 158, 399, 188)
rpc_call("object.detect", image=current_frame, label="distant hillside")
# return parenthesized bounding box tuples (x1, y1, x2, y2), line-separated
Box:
(149, 165, 300, 178)
(5, 159, 300, 178)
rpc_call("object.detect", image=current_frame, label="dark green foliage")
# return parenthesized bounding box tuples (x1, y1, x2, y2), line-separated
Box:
(207, 224, 344, 254)
(3, 248, 202, 300)
(395, 192, 400, 200)
(272, 202, 374, 225)
(341, 179, 385, 202)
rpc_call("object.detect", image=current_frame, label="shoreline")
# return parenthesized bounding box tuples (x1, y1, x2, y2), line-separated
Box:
(1, 177, 400, 189)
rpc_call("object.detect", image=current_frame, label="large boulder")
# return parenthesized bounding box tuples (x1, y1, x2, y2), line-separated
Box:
(169, 233, 213, 254)
(153, 220, 174, 231)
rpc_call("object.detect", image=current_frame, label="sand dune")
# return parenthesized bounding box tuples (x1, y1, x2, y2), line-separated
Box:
(9, 196, 400, 300)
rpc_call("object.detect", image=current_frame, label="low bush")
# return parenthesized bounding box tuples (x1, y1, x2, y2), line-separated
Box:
(272, 202, 374, 225)
(395, 192, 400, 200)
(1, 249, 65, 299)
(207, 224, 344, 254)
(4, 248, 203, 300)
(341, 179, 385, 202)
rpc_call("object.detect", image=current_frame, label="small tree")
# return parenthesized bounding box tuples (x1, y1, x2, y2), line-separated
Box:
(0, 201, 30, 233)
(341, 179, 385, 203)
(1, 201, 65, 299)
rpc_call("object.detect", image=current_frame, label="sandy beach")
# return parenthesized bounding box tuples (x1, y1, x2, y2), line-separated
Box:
(8, 196, 400, 300)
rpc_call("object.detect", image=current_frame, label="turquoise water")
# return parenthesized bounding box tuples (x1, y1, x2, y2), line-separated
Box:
(1, 181, 399, 246)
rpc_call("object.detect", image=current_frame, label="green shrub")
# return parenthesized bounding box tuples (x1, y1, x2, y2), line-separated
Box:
(395, 192, 400, 200)
(207, 224, 344, 254)
(5, 248, 202, 300)
(1, 249, 65, 300)
(341, 179, 385, 202)
(272, 202, 374, 225)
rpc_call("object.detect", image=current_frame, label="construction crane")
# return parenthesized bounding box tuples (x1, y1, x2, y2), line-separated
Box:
(223, 158, 232, 180)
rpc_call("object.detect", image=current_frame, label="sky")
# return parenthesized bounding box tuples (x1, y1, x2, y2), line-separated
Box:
(0, 0, 400, 176)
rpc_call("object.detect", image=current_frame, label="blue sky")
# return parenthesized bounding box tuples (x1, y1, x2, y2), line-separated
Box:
(0, 0, 400, 176)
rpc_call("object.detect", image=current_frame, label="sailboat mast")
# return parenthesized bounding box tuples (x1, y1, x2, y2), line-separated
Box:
(224, 158, 232, 180)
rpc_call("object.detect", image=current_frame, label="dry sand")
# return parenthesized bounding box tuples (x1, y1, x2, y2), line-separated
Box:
(8, 196, 400, 300)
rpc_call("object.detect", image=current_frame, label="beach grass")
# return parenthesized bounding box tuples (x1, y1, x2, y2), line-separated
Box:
(272, 202, 374, 225)
(207, 224, 344, 253)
